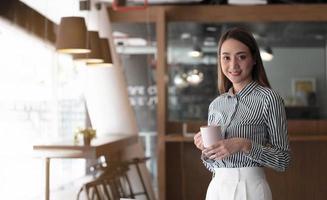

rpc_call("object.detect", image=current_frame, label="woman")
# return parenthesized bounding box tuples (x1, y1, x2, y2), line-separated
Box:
(193, 27, 291, 200)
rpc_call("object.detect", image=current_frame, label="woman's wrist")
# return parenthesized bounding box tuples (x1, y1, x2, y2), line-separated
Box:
(241, 139, 252, 154)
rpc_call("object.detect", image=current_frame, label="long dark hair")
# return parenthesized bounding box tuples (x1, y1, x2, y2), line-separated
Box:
(217, 27, 271, 94)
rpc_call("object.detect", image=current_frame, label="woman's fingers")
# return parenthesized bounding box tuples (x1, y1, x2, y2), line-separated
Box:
(203, 142, 228, 159)
(203, 141, 222, 153)
(194, 132, 204, 150)
(194, 132, 201, 140)
(207, 149, 228, 160)
(209, 153, 216, 160)
(194, 134, 201, 144)
(203, 138, 248, 160)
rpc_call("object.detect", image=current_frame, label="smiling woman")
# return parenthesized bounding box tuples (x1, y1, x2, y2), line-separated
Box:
(194, 27, 290, 200)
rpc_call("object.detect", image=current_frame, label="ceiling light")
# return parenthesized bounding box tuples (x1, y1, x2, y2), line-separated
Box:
(203, 37, 217, 46)
(88, 38, 113, 67)
(74, 31, 104, 64)
(56, 17, 91, 54)
(260, 46, 273, 61)
(189, 37, 203, 58)
(173, 73, 188, 88)
(181, 32, 191, 40)
(189, 49, 203, 58)
(186, 69, 204, 85)
(206, 26, 217, 32)
(189, 44, 203, 58)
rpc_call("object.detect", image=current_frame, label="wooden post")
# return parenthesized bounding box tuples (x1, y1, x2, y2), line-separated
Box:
(156, 7, 167, 200)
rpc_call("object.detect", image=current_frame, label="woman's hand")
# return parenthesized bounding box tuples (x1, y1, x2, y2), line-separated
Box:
(202, 138, 251, 160)
(194, 132, 205, 151)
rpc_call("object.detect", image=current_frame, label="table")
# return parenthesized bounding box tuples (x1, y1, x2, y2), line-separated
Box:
(33, 134, 138, 200)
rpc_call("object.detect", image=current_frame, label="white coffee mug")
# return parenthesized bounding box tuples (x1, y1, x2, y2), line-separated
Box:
(200, 126, 222, 148)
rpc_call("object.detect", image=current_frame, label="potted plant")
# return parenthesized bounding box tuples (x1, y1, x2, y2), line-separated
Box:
(74, 127, 96, 145)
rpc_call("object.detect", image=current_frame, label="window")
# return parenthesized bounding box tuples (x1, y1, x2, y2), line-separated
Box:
(0, 17, 86, 199)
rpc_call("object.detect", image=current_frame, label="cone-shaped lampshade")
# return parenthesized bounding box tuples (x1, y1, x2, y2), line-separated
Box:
(74, 31, 104, 64)
(56, 17, 91, 54)
(88, 38, 113, 67)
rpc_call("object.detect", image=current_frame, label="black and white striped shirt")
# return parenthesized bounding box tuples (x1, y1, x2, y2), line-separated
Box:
(202, 81, 291, 172)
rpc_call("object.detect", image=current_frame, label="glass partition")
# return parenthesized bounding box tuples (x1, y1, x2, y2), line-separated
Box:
(167, 22, 327, 122)
(111, 22, 158, 191)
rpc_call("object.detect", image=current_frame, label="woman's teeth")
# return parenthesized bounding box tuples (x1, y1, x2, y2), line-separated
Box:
(230, 71, 241, 76)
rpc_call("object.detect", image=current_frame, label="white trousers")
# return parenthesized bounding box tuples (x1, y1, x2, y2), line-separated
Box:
(206, 167, 272, 200)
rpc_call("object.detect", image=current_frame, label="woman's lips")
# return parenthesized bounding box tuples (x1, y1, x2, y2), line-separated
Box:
(229, 71, 241, 76)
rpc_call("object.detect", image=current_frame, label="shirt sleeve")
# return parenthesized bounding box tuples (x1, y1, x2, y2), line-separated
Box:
(245, 91, 291, 172)
(201, 154, 215, 173)
(201, 102, 216, 172)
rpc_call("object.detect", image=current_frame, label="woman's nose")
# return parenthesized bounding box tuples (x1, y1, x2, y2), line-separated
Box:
(230, 57, 239, 68)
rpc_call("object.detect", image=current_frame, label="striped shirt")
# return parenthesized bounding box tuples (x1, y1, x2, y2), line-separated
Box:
(202, 81, 291, 172)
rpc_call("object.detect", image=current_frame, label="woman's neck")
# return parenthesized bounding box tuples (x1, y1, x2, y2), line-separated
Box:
(233, 79, 253, 94)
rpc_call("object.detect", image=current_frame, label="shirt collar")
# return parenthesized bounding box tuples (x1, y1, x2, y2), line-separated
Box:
(227, 81, 258, 98)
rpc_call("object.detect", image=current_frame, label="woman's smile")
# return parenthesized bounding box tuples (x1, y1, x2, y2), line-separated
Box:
(229, 71, 241, 76)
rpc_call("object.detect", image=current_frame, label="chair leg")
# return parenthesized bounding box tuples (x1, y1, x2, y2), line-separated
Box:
(85, 186, 92, 200)
(93, 185, 102, 200)
(76, 185, 84, 200)
(101, 182, 111, 200)
(134, 159, 150, 200)
(123, 173, 135, 198)
(109, 178, 121, 200)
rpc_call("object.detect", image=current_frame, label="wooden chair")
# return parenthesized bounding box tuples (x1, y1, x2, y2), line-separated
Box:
(77, 157, 150, 200)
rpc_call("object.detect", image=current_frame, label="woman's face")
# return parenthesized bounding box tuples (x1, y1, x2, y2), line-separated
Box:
(220, 38, 255, 91)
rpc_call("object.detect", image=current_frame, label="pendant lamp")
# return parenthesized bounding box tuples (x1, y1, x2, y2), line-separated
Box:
(88, 38, 113, 67)
(56, 17, 91, 54)
(74, 31, 104, 64)
(260, 46, 274, 61)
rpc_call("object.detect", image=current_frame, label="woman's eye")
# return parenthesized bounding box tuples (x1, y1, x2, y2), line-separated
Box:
(222, 56, 230, 61)
(238, 55, 247, 60)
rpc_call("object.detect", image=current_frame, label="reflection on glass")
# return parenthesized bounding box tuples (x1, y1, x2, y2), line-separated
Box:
(168, 22, 327, 121)
(168, 63, 218, 121)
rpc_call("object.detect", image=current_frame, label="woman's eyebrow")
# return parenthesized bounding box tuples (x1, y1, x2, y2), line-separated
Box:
(221, 51, 247, 55)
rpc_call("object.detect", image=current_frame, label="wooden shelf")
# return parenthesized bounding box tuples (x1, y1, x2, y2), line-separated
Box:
(165, 134, 194, 142)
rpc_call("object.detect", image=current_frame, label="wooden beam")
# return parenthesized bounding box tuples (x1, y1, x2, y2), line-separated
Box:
(164, 4, 327, 22)
(107, 6, 159, 23)
(108, 4, 327, 23)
